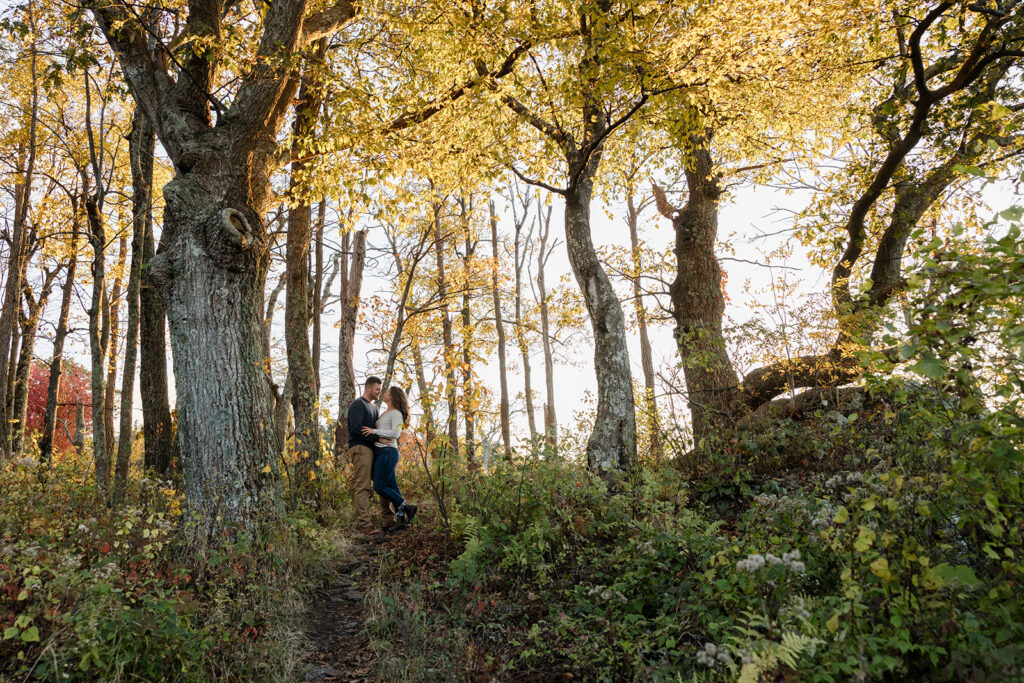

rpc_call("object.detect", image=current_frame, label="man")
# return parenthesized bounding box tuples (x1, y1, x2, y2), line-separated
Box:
(347, 376, 391, 535)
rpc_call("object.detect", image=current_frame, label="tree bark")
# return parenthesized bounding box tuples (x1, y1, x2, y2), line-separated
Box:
(89, 0, 359, 547)
(152, 176, 283, 547)
(626, 193, 663, 459)
(114, 109, 151, 504)
(489, 200, 512, 457)
(40, 211, 80, 464)
(0, 17, 38, 459)
(11, 270, 57, 456)
(564, 171, 637, 473)
(311, 200, 326, 393)
(86, 192, 110, 496)
(334, 228, 366, 462)
(0, 142, 32, 460)
(104, 236, 128, 462)
(138, 120, 176, 477)
(285, 51, 326, 485)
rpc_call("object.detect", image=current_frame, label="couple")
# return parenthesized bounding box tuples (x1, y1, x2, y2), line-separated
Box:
(347, 376, 417, 537)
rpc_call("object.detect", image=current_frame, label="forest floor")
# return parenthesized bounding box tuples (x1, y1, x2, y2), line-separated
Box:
(303, 534, 389, 682)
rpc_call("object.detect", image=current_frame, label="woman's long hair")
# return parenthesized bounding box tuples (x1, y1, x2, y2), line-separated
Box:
(386, 385, 410, 424)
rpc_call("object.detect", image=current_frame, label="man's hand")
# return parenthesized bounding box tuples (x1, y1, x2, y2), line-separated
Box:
(380, 438, 394, 446)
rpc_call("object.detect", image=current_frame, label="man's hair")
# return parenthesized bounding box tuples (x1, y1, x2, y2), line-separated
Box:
(364, 376, 382, 388)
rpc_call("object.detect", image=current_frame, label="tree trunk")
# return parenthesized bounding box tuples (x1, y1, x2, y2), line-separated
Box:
(656, 140, 745, 445)
(334, 229, 366, 462)
(412, 334, 436, 444)
(536, 201, 557, 453)
(311, 200, 325, 393)
(513, 213, 538, 443)
(40, 212, 80, 464)
(86, 193, 110, 497)
(138, 123, 176, 477)
(626, 193, 663, 460)
(73, 399, 85, 453)
(150, 175, 283, 547)
(0, 145, 32, 460)
(284, 60, 325, 485)
(114, 109, 150, 504)
(563, 158, 637, 474)
(5, 322, 21, 442)
(104, 236, 128, 462)
(489, 200, 511, 457)
(434, 204, 460, 459)
(0, 22, 38, 459)
(11, 272, 57, 456)
(459, 200, 477, 468)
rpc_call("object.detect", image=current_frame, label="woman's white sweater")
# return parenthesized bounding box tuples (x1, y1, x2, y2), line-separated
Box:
(373, 408, 404, 446)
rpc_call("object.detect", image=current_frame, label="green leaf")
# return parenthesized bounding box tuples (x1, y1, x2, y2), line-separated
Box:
(984, 492, 999, 513)
(928, 563, 980, 589)
(3, 626, 18, 640)
(19, 626, 39, 643)
(911, 356, 945, 380)
(826, 613, 840, 633)
(834, 506, 849, 524)
(1000, 206, 1023, 222)
(854, 527, 876, 552)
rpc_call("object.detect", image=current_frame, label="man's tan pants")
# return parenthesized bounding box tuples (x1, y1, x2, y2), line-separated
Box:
(349, 444, 394, 529)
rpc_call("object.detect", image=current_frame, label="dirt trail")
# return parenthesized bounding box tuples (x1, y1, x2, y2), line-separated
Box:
(303, 536, 388, 682)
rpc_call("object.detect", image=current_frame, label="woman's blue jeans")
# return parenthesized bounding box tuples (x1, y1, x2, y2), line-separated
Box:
(372, 446, 404, 509)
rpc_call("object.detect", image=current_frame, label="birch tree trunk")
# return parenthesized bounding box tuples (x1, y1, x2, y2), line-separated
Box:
(564, 167, 636, 474)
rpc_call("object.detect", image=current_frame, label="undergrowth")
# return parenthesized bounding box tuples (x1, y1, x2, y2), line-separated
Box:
(0, 449, 350, 681)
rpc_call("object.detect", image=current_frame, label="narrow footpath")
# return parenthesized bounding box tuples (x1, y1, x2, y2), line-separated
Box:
(304, 536, 387, 682)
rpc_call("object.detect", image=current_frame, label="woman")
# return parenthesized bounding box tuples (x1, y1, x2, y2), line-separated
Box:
(362, 386, 417, 530)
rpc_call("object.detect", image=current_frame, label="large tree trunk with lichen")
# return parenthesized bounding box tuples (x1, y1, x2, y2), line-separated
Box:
(659, 141, 745, 445)
(149, 175, 281, 548)
(564, 167, 636, 475)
